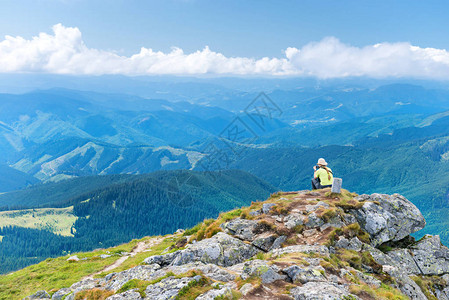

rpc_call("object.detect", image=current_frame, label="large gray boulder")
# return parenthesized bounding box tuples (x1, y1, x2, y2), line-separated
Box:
(350, 193, 425, 246)
(144, 232, 259, 267)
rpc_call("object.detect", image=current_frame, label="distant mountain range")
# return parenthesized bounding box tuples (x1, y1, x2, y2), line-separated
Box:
(2, 83, 449, 188)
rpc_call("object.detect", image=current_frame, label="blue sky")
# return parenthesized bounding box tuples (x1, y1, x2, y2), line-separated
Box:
(1, 0, 449, 78)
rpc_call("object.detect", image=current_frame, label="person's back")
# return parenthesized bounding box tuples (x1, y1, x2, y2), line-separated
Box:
(311, 158, 333, 189)
(315, 166, 333, 186)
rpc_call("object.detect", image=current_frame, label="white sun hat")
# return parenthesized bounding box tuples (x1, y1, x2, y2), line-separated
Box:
(317, 158, 328, 165)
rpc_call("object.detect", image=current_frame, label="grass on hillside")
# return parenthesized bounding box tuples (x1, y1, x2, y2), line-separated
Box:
(0, 206, 77, 236)
(0, 235, 169, 300)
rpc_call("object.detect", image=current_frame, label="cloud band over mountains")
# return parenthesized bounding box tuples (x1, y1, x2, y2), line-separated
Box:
(1, 24, 449, 79)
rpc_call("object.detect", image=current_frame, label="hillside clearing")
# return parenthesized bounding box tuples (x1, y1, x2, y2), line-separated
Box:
(0, 206, 77, 236)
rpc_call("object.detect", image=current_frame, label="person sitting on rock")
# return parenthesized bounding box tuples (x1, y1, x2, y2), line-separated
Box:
(312, 158, 333, 190)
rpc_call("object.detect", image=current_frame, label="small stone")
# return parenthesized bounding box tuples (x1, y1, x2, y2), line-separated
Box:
(306, 201, 329, 213)
(106, 289, 142, 299)
(305, 212, 324, 228)
(196, 286, 233, 300)
(51, 288, 71, 300)
(269, 236, 287, 251)
(100, 254, 111, 259)
(240, 283, 254, 296)
(241, 260, 285, 284)
(284, 214, 305, 229)
(303, 229, 317, 238)
(252, 234, 277, 252)
(260, 268, 285, 284)
(262, 203, 276, 214)
(67, 255, 79, 262)
(249, 210, 261, 216)
(271, 245, 329, 257)
(283, 265, 326, 283)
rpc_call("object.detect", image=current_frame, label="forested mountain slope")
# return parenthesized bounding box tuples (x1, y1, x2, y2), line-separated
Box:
(0, 170, 275, 274)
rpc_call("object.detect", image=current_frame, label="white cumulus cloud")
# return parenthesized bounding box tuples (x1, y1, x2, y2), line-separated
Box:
(1, 24, 449, 79)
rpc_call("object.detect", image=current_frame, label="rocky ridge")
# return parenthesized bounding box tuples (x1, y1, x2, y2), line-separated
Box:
(23, 189, 449, 300)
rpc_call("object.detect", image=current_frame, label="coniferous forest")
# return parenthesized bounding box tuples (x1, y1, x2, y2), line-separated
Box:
(0, 170, 274, 273)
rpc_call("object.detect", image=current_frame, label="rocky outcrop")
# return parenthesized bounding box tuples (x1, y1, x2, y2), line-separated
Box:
(351, 193, 426, 246)
(144, 232, 259, 267)
(23, 191, 449, 300)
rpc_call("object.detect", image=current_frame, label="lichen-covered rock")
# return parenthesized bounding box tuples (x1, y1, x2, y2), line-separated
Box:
(165, 262, 235, 282)
(305, 212, 324, 228)
(283, 265, 326, 284)
(320, 215, 345, 231)
(51, 288, 71, 300)
(334, 236, 363, 251)
(239, 283, 254, 296)
(271, 244, 329, 257)
(102, 264, 165, 291)
(144, 276, 202, 300)
(384, 248, 421, 274)
(106, 289, 142, 300)
(368, 235, 449, 277)
(269, 235, 287, 250)
(306, 201, 330, 213)
(284, 214, 306, 229)
(220, 218, 258, 241)
(196, 286, 233, 300)
(252, 233, 277, 251)
(23, 290, 51, 300)
(289, 282, 354, 300)
(241, 260, 285, 284)
(70, 278, 99, 293)
(350, 193, 425, 246)
(262, 203, 276, 214)
(353, 269, 381, 288)
(145, 233, 259, 267)
(410, 235, 449, 275)
(364, 244, 428, 299)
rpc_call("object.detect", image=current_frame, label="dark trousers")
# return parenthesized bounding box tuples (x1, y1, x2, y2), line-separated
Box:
(312, 178, 332, 190)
